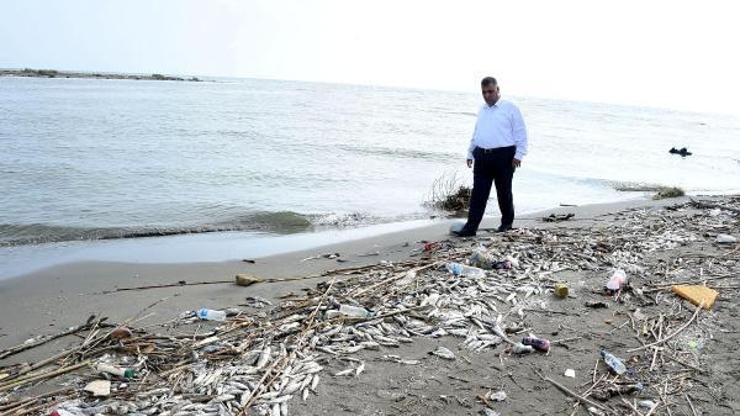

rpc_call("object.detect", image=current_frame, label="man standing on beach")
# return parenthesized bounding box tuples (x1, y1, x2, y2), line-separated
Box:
(452, 77, 528, 237)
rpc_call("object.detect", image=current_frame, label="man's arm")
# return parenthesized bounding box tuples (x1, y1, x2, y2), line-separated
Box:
(511, 105, 528, 167)
(466, 110, 481, 168)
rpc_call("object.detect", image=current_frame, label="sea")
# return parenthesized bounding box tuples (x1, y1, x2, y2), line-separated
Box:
(1, 76, 739, 277)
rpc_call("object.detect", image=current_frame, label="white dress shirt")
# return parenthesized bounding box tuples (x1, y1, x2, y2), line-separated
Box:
(467, 99, 528, 161)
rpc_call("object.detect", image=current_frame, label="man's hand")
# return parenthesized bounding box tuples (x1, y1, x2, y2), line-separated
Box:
(466, 159, 473, 168)
(512, 158, 521, 168)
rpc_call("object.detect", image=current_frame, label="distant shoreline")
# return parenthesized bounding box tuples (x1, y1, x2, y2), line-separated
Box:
(0, 68, 207, 82)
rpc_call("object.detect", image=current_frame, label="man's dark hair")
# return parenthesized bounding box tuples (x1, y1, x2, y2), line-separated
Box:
(481, 77, 497, 87)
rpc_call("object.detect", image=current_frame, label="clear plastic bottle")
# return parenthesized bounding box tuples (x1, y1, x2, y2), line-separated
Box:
(197, 308, 226, 321)
(338, 304, 370, 318)
(600, 349, 627, 375)
(96, 363, 135, 378)
(446, 262, 486, 278)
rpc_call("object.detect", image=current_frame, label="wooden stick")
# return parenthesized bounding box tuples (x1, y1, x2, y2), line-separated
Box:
(0, 361, 89, 393)
(685, 394, 699, 416)
(0, 321, 93, 360)
(628, 302, 703, 353)
(534, 370, 612, 414)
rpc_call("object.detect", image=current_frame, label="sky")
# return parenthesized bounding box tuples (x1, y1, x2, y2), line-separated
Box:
(1, 0, 739, 114)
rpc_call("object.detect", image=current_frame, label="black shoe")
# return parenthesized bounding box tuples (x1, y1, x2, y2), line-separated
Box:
(495, 224, 512, 233)
(451, 228, 477, 237)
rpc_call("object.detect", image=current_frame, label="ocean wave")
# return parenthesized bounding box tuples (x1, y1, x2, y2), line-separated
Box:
(0, 211, 316, 247)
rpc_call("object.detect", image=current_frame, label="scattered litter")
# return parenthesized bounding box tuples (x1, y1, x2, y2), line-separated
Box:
(522, 335, 550, 352)
(197, 308, 226, 321)
(553, 282, 569, 298)
(110, 326, 132, 339)
(716, 233, 737, 244)
(605, 269, 627, 294)
(542, 213, 575, 222)
(585, 301, 609, 309)
(600, 349, 626, 375)
(446, 262, 486, 278)
(487, 390, 507, 402)
(672, 285, 718, 309)
(564, 369, 576, 378)
(83, 380, 111, 397)
(511, 343, 534, 354)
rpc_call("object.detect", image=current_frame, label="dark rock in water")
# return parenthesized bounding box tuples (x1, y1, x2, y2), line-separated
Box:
(669, 147, 692, 157)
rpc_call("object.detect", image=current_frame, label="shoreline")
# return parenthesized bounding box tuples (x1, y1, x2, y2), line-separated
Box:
(0, 194, 662, 280)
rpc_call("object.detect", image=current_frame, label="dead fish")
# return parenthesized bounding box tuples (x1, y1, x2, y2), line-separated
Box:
(430, 346, 456, 360)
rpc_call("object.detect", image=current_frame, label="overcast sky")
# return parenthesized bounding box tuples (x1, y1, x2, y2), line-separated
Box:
(2, 0, 739, 114)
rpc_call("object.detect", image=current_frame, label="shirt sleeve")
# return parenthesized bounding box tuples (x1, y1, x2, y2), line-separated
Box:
(511, 105, 528, 160)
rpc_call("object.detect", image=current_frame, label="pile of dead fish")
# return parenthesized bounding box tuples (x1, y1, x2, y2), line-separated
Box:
(0, 196, 737, 415)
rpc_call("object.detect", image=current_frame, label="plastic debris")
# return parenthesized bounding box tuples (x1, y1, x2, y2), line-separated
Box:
(446, 262, 486, 278)
(672, 285, 718, 309)
(716, 233, 737, 244)
(553, 282, 569, 298)
(600, 349, 626, 375)
(564, 369, 576, 378)
(605, 269, 627, 294)
(197, 308, 226, 321)
(338, 304, 371, 318)
(110, 326, 133, 340)
(522, 335, 550, 352)
(84, 380, 111, 397)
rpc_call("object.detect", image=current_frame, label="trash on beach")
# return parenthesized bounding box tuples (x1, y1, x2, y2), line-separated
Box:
(522, 335, 550, 352)
(235, 273, 263, 286)
(564, 368, 576, 378)
(337, 304, 371, 319)
(605, 269, 627, 294)
(672, 285, 718, 309)
(553, 282, 569, 298)
(197, 308, 226, 321)
(83, 380, 111, 397)
(599, 349, 626, 375)
(96, 363, 134, 379)
(446, 262, 486, 278)
(716, 233, 737, 244)
(511, 342, 534, 354)
(487, 390, 507, 402)
(542, 213, 575, 222)
(301, 252, 341, 261)
(585, 300, 609, 309)
(110, 326, 132, 339)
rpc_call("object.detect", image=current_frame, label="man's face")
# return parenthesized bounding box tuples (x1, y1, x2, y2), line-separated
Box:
(482, 84, 500, 106)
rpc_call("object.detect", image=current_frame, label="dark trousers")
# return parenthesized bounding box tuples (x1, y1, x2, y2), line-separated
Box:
(464, 146, 516, 231)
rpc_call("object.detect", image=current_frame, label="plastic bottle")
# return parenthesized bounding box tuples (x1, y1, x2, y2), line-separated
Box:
(605, 269, 628, 293)
(338, 304, 371, 318)
(522, 335, 551, 352)
(96, 363, 135, 378)
(197, 308, 226, 322)
(469, 249, 493, 269)
(600, 349, 627, 375)
(446, 262, 486, 278)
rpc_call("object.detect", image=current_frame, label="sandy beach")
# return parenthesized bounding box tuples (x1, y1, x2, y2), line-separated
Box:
(1, 195, 738, 415)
